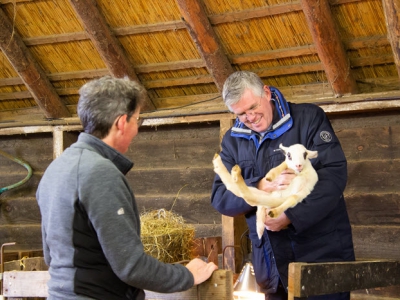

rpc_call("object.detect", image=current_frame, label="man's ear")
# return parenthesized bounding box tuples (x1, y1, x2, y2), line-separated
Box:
(116, 114, 127, 132)
(263, 85, 271, 99)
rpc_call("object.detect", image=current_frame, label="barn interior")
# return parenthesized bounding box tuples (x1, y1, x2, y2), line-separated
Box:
(0, 0, 399, 299)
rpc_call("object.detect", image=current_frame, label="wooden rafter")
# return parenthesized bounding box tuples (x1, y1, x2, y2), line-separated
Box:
(0, 8, 70, 119)
(300, 0, 359, 97)
(382, 0, 400, 81)
(175, 0, 234, 92)
(67, 0, 156, 112)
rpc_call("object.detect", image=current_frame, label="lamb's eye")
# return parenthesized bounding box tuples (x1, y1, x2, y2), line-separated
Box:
(303, 152, 307, 159)
(287, 152, 292, 160)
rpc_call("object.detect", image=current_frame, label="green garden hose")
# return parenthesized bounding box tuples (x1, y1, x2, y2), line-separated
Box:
(0, 149, 32, 195)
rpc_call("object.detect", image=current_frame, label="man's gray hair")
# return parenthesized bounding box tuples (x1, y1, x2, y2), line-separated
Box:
(77, 76, 145, 139)
(222, 71, 265, 107)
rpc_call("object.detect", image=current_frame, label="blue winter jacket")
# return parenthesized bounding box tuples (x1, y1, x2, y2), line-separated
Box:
(211, 87, 355, 294)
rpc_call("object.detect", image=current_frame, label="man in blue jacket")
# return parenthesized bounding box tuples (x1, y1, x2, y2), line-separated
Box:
(211, 71, 355, 300)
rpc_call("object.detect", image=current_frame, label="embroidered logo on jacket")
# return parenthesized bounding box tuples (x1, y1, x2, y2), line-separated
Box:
(320, 131, 332, 142)
(117, 208, 125, 215)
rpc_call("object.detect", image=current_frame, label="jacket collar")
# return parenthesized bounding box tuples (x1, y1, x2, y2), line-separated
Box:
(231, 86, 293, 141)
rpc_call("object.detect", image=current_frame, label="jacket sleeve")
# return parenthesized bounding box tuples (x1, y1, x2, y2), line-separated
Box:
(285, 106, 348, 234)
(80, 160, 194, 293)
(211, 132, 259, 217)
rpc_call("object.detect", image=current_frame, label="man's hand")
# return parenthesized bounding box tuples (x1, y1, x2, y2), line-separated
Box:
(264, 211, 291, 232)
(185, 258, 218, 285)
(257, 169, 295, 192)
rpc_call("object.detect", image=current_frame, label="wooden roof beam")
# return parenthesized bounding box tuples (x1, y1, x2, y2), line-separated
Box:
(0, 8, 70, 119)
(382, 0, 400, 81)
(300, 0, 359, 97)
(176, 0, 234, 92)
(67, 0, 155, 112)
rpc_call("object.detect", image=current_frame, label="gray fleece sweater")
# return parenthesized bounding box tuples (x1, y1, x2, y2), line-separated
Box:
(36, 133, 193, 299)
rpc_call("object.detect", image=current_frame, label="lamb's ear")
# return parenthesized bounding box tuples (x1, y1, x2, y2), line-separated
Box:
(307, 150, 318, 159)
(279, 144, 288, 154)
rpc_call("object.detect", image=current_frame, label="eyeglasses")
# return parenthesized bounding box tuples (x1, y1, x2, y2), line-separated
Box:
(136, 116, 144, 127)
(115, 114, 144, 127)
(236, 95, 262, 122)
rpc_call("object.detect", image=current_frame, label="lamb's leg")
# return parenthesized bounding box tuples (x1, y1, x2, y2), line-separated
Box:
(268, 194, 302, 218)
(212, 154, 242, 196)
(213, 154, 263, 205)
(213, 154, 288, 208)
(265, 161, 288, 181)
(256, 206, 266, 239)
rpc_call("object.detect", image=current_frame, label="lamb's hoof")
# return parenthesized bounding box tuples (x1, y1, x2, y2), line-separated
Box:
(265, 175, 273, 182)
(265, 170, 276, 182)
(231, 165, 241, 182)
(232, 165, 241, 172)
(268, 209, 277, 218)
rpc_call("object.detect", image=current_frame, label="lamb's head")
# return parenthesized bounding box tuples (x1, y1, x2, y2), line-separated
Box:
(279, 144, 318, 174)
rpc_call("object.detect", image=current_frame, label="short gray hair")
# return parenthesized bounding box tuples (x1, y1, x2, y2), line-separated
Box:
(77, 76, 145, 139)
(222, 71, 265, 107)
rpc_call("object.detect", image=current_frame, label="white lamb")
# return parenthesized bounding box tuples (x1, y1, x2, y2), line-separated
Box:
(213, 143, 318, 239)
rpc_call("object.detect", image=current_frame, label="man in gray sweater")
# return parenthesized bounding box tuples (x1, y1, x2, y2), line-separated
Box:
(36, 76, 217, 299)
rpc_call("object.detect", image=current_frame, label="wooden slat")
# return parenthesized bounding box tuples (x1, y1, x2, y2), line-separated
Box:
(209, 2, 302, 24)
(3, 270, 50, 297)
(135, 195, 222, 225)
(352, 225, 400, 261)
(1, 95, 400, 130)
(4, 257, 48, 272)
(288, 260, 400, 299)
(345, 194, 400, 226)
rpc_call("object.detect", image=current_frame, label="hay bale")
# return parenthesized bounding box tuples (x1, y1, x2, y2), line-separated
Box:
(140, 209, 195, 263)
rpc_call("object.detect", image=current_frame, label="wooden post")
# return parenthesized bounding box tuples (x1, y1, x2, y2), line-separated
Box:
(191, 237, 222, 266)
(219, 118, 248, 273)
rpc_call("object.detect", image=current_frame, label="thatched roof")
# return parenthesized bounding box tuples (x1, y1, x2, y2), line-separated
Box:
(0, 0, 399, 129)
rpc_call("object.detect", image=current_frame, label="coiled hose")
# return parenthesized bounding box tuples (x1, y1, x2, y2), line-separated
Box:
(0, 149, 33, 195)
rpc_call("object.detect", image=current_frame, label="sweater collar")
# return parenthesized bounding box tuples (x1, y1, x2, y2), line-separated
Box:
(76, 132, 134, 175)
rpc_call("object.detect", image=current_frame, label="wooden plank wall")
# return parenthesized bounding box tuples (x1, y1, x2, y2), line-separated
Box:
(126, 122, 222, 238)
(0, 111, 399, 299)
(330, 111, 400, 299)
